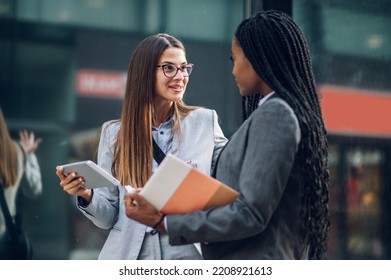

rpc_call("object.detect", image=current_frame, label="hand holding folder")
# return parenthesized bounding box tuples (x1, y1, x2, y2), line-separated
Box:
(139, 154, 239, 214)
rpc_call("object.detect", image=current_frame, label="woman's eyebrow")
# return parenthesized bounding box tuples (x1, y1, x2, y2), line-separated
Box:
(160, 61, 187, 65)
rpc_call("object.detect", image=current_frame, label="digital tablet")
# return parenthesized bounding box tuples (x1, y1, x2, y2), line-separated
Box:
(59, 160, 120, 189)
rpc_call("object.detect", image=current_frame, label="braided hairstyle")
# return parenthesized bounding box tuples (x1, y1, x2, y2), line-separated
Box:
(242, 93, 262, 121)
(236, 10, 330, 259)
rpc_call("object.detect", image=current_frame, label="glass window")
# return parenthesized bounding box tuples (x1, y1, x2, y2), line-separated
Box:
(14, 0, 243, 42)
(17, 0, 141, 32)
(345, 148, 384, 259)
(0, 0, 11, 18)
(293, 0, 391, 91)
(166, 0, 243, 42)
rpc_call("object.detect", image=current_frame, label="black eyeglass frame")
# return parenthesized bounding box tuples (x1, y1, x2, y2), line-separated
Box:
(156, 63, 194, 78)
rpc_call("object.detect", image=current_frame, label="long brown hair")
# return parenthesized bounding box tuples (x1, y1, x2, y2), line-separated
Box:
(0, 108, 19, 188)
(112, 33, 197, 187)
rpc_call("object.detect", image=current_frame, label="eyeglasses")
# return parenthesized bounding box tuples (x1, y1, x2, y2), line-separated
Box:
(156, 63, 194, 78)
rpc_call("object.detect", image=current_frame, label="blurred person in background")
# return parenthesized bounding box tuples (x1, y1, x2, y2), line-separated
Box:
(0, 108, 43, 259)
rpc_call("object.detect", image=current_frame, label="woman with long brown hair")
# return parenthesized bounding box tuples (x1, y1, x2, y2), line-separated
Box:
(56, 33, 227, 259)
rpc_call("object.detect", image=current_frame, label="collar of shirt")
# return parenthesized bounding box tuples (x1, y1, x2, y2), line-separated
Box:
(152, 113, 175, 130)
(258, 91, 275, 108)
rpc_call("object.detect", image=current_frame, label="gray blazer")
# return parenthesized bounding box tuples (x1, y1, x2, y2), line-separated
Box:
(77, 108, 227, 259)
(167, 97, 308, 259)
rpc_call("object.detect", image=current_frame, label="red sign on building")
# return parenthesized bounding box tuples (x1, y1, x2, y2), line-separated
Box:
(319, 84, 391, 137)
(76, 69, 127, 99)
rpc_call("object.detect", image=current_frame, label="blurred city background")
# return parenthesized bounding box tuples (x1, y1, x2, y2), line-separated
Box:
(1, 0, 390, 259)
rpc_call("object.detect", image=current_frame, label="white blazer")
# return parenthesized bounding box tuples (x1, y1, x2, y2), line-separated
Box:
(77, 108, 227, 259)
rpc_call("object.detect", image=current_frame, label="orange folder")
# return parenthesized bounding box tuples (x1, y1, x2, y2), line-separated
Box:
(139, 154, 239, 214)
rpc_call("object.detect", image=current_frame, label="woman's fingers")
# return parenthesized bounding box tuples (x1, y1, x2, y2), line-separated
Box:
(56, 166, 85, 195)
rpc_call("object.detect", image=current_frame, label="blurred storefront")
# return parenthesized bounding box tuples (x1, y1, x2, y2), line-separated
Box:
(294, 0, 391, 259)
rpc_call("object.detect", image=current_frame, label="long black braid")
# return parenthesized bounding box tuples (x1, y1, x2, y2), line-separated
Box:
(242, 93, 262, 121)
(236, 10, 330, 259)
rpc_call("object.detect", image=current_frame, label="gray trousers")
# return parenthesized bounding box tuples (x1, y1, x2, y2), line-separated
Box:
(137, 232, 203, 260)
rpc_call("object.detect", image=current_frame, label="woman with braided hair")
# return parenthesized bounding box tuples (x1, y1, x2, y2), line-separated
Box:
(125, 10, 330, 260)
